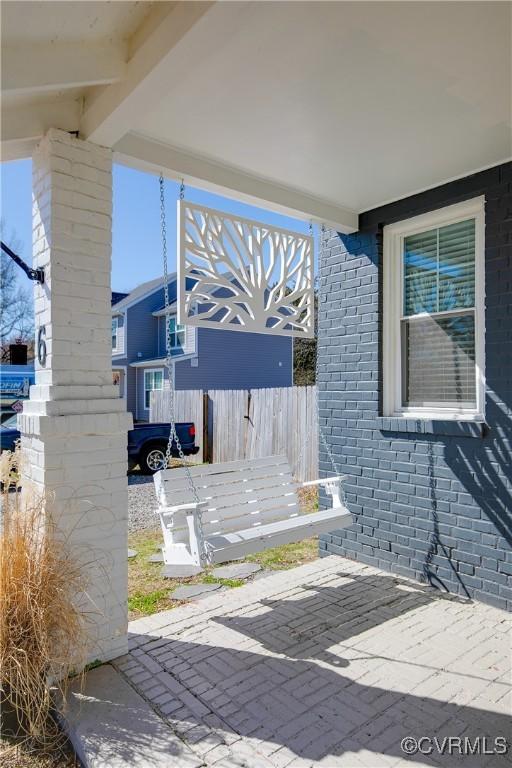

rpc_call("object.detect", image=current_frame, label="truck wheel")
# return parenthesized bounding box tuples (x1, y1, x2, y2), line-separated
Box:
(139, 443, 168, 474)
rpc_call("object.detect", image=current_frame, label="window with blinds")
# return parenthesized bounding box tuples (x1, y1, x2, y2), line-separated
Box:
(383, 197, 484, 420)
(401, 218, 477, 409)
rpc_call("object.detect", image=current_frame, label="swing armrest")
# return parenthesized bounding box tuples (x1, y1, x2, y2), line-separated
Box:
(302, 475, 346, 488)
(157, 502, 206, 517)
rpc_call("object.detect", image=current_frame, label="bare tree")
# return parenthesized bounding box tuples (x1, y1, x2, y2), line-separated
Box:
(0, 225, 34, 359)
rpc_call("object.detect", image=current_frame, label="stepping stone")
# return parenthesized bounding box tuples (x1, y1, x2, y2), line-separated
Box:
(212, 563, 262, 580)
(171, 583, 221, 601)
(252, 569, 274, 581)
(147, 552, 164, 562)
(161, 564, 203, 579)
(127, 549, 138, 559)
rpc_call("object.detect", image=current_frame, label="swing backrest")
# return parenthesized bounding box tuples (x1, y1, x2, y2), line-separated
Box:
(154, 455, 301, 539)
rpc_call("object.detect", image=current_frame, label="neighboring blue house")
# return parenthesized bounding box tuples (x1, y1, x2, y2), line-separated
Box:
(112, 275, 293, 420)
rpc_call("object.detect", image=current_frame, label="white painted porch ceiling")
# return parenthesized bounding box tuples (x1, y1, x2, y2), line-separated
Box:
(2, 1, 511, 229)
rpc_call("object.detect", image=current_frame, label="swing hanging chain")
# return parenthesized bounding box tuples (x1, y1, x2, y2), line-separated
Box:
(315, 222, 345, 502)
(159, 173, 203, 514)
(294, 221, 344, 502)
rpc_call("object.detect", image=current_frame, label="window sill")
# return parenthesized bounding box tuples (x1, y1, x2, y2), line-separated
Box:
(377, 416, 488, 438)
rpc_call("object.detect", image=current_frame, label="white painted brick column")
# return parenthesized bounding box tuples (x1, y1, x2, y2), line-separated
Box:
(19, 129, 133, 663)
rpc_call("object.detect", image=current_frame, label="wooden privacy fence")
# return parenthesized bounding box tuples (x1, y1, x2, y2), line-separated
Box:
(150, 385, 318, 481)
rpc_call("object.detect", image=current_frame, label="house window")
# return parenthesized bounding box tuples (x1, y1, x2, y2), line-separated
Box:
(112, 317, 118, 351)
(144, 369, 164, 409)
(169, 316, 186, 349)
(383, 197, 485, 420)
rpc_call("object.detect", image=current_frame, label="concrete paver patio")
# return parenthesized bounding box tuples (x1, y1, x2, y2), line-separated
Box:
(115, 556, 511, 767)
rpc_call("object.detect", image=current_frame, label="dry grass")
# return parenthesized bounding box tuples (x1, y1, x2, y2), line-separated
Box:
(127, 485, 320, 620)
(0, 448, 89, 756)
(0, 737, 79, 767)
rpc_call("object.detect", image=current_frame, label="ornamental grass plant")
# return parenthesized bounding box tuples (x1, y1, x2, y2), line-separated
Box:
(0, 446, 89, 752)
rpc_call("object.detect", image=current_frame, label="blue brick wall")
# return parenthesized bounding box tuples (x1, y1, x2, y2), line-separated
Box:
(318, 163, 512, 611)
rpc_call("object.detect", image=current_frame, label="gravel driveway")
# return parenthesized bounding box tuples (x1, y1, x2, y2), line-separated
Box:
(128, 473, 158, 532)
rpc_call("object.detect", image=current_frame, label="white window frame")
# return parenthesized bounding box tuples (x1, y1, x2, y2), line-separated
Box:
(143, 367, 164, 411)
(111, 316, 119, 353)
(383, 196, 485, 421)
(169, 314, 186, 350)
(112, 366, 127, 399)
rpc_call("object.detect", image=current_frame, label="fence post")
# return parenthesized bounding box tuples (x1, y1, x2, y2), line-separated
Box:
(244, 390, 252, 458)
(202, 391, 210, 463)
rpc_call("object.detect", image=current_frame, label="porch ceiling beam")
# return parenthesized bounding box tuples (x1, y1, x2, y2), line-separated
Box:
(1, 41, 126, 96)
(80, 2, 215, 147)
(1, 99, 81, 161)
(114, 133, 359, 233)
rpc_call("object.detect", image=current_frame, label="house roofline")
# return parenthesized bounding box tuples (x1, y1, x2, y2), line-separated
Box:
(152, 302, 177, 317)
(112, 273, 177, 313)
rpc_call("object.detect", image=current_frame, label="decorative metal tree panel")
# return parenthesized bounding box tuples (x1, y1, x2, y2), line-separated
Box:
(178, 201, 314, 338)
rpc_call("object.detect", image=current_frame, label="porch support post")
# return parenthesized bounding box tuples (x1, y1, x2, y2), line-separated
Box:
(19, 128, 133, 663)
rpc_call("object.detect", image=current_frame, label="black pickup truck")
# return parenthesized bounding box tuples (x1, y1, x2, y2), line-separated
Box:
(128, 422, 199, 473)
(0, 416, 199, 475)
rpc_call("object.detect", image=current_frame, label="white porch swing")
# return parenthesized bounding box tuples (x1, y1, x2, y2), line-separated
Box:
(154, 175, 352, 567)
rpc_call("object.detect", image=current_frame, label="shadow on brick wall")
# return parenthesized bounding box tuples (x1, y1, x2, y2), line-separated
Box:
(442, 394, 512, 604)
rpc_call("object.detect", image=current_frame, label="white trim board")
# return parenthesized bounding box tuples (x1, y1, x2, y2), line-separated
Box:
(142, 367, 165, 413)
(113, 274, 177, 313)
(112, 364, 127, 400)
(130, 353, 197, 368)
(114, 133, 358, 234)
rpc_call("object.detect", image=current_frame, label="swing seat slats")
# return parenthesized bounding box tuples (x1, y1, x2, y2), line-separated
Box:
(154, 455, 352, 567)
(204, 507, 353, 563)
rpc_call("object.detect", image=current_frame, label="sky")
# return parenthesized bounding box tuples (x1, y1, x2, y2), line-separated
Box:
(1, 159, 313, 295)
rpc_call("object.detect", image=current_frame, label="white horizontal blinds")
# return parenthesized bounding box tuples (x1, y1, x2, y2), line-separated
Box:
(401, 314, 476, 408)
(402, 218, 476, 408)
(438, 220, 475, 311)
(404, 228, 438, 315)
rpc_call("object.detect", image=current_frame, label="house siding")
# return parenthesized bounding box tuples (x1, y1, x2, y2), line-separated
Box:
(175, 327, 293, 390)
(119, 279, 293, 419)
(126, 288, 174, 362)
(318, 162, 512, 611)
(123, 283, 177, 419)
